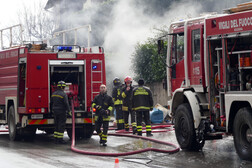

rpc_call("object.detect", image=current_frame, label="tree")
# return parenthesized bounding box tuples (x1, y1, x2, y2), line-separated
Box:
(18, 1, 56, 42)
(131, 39, 167, 83)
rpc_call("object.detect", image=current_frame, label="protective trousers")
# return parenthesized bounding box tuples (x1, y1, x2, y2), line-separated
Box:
(136, 111, 152, 136)
(115, 105, 124, 130)
(95, 115, 110, 143)
(53, 110, 66, 141)
(123, 110, 136, 132)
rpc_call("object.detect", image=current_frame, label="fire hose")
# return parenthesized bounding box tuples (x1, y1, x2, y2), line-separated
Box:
(70, 100, 180, 156)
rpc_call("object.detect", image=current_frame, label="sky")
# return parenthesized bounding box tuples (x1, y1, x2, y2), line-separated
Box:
(0, 0, 47, 28)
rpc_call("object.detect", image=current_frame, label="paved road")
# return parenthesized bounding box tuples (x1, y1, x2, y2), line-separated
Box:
(0, 126, 251, 168)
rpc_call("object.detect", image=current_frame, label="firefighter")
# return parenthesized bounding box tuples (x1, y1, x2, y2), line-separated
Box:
(112, 77, 124, 130)
(132, 79, 153, 137)
(51, 81, 70, 144)
(122, 76, 137, 134)
(92, 84, 114, 146)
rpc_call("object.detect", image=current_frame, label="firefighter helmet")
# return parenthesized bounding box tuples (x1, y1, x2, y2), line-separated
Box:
(124, 76, 132, 83)
(113, 77, 121, 86)
(57, 81, 66, 89)
(138, 78, 144, 85)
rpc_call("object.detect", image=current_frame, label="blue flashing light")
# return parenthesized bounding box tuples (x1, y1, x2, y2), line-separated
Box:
(58, 46, 72, 51)
(37, 65, 41, 70)
(92, 65, 97, 70)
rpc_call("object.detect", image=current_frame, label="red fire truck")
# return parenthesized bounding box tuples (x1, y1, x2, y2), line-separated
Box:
(160, 3, 252, 160)
(0, 25, 106, 141)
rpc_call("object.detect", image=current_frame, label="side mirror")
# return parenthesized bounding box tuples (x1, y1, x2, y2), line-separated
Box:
(158, 39, 164, 54)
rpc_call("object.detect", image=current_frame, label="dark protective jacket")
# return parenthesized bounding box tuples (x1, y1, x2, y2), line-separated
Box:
(112, 85, 123, 106)
(92, 93, 114, 116)
(121, 85, 134, 111)
(132, 86, 153, 111)
(51, 89, 70, 112)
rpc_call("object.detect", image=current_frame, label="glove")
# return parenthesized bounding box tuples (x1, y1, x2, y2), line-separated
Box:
(95, 105, 101, 110)
(100, 109, 108, 116)
(67, 111, 72, 117)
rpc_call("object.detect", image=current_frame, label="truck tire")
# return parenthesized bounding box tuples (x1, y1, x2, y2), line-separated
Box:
(81, 124, 94, 139)
(8, 106, 21, 141)
(174, 103, 202, 151)
(23, 128, 36, 141)
(233, 107, 252, 161)
(67, 125, 94, 140)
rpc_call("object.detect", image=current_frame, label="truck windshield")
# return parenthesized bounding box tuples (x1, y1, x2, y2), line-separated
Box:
(171, 33, 184, 65)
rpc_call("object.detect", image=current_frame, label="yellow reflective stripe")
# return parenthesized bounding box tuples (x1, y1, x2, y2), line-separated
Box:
(137, 129, 142, 131)
(133, 106, 150, 111)
(102, 134, 108, 137)
(117, 119, 124, 124)
(134, 91, 149, 96)
(146, 129, 152, 131)
(52, 95, 64, 99)
(122, 106, 128, 111)
(146, 125, 151, 128)
(125, 123, 129, 128)
(102, 138, 107, 140)
(54, 131, 64, 138)
(103, 116, 110, 121)
(92, 103, 96, 108)
(137, 126, 142, 128)
(95, 116, 98, 121)
(98, 132, 103, 136)
(114, 99, 122, 105)
(108, 106, 113, 111)
(132, 122, 136, 127)
(122, 92, 126, 98)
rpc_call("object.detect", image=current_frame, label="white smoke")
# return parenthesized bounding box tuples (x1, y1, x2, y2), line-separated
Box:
(103, 0, 203, 85)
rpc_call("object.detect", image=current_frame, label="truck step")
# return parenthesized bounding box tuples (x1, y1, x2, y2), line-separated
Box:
(199, 103, 209, 106)
(205, 132, 223, 140)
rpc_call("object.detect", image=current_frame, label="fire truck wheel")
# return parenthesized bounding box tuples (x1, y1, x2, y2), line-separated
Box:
(23, 128, 36, 141)
(233, 107, 252, 161)
(81, 125, 94, 139)
(175, 103, 201, 151)
(8, 106, 21, 141)
(67, 125, 94, 140)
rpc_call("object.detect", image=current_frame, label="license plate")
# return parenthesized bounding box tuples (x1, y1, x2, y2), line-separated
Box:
(31, 114, 43, 119)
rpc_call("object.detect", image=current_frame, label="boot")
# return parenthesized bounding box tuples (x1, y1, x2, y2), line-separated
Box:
(58, 138, 67, 144)
(137, 132, 142, 136)
(99, 136, 102, 144)
(146, 132, 153, 137)
(102, 142, 107, 146)
(132, 127, 137, 135)
(100, 140, 107, 146)
(125, 127, 129, 131)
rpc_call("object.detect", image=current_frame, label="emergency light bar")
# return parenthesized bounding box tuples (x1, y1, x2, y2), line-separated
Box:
(58, 46, 72, 51)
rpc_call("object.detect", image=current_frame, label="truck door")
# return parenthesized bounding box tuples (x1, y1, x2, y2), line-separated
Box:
(170, 32, 185, 92)
(188, 26, 205, 90)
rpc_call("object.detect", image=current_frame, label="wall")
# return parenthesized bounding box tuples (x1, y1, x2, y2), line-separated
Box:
(147, 82, 168, 107)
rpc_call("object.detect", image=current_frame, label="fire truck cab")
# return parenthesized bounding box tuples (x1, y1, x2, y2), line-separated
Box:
(162, 4, 252, 161)
(0, 25, 105, 141)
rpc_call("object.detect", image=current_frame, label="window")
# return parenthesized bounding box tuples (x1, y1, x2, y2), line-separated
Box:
(171, 33, 184, 65)
(192, 29, 201, 62)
